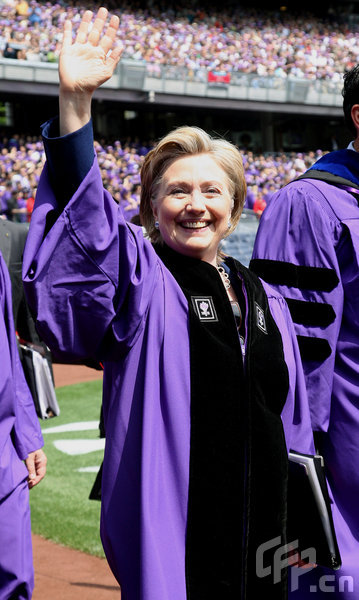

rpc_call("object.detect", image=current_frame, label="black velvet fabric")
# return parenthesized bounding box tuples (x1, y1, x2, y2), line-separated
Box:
(296, 169, 359, 189)
(155, 245, 289, 600)
(296, 169, 359, 206)
(285, 298, 336, 327)
(233, 258, 289, 600)
(297, 335, 332, 362)
(250, 258, 339, 293)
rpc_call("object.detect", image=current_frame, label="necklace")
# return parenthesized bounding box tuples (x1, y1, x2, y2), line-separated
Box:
(216, 265, 231, 290)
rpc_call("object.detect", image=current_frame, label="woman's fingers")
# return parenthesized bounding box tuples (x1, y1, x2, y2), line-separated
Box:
(88, 7, 109, 46)
(62, 19, 73, 49)
(106, 42, 123, 68)
(99, 14, 120, 54)
(75, 9, 95, 44)
(73, 8, 119, 55)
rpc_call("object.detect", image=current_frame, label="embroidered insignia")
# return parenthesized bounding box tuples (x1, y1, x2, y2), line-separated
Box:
(191, 296, 218, 322)
(255, 302, 267, 333)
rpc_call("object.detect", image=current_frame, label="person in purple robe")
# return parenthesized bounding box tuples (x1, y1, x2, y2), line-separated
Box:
(23, 8, 314, 600)
(251, 65, 359, 599)
(0, 248, 46, 599)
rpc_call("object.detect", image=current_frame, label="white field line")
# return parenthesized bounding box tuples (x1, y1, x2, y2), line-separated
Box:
(53, 438, 105, 455)
(42, 421, 100, 434)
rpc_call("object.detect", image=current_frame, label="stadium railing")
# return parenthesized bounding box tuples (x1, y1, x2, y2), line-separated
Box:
(0, 58, 343, 108)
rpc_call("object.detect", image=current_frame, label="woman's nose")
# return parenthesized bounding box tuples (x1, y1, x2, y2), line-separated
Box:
(186, 190, 206, 211)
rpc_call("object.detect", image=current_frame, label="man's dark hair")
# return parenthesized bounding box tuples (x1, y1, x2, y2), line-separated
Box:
(342, 65, 359, 136)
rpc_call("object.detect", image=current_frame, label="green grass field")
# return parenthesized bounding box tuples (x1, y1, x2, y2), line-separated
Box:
(29, 380, 106, 557)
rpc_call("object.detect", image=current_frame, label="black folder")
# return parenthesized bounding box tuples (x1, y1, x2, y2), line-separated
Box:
(19, 341, 60, 419)
(287, 451, 341, 570)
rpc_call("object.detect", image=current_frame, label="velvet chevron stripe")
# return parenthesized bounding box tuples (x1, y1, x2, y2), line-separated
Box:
(249, 259, 339, 293)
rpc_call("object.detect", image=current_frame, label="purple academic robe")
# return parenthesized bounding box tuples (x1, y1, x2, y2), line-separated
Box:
(0, 251, 44, 599)
(252, 178, 359, 598)
(23, 159, 314, 600)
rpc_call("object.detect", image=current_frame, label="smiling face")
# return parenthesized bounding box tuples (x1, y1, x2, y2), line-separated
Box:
(151, 153, 233, 266)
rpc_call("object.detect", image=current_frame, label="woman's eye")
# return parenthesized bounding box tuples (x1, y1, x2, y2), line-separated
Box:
(170, 188, 187, 196)
(206, 188, 221, 195)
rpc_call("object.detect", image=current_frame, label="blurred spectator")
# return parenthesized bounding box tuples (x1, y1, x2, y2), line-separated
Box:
(253, 193, 266, 218)
(3, 42, 18, 58)
(28, 5, 41, 25)
(0, 180, 14, 218)
(11, 190, 27, 222)
(15, 0, 29, 17)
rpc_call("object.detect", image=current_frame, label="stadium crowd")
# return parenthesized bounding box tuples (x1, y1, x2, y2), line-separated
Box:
(0, 131, 325, 222)
(0, 0, 358, 81)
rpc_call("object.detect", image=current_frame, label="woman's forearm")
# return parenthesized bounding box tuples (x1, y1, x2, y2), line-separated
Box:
(59, 89, 92, 136)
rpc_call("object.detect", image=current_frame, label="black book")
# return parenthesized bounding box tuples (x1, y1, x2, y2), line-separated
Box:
(287, 451, 341, 570)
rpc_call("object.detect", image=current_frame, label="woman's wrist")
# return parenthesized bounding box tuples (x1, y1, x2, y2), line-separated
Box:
(59, 89, 93, 136)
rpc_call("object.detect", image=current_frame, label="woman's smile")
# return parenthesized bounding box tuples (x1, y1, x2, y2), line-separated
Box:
(177, 219, 211, 230)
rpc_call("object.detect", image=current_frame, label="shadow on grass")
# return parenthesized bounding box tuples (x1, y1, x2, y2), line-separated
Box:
(71, 582, 121, 592)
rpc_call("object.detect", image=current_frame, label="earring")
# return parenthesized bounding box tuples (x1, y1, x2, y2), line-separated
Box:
(228, 219, 231, 229)
(155, 221, 159, 230)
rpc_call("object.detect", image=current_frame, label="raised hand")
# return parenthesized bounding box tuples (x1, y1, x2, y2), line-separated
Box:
(60, 7, 122, 94)
(59, 7, 122, 135)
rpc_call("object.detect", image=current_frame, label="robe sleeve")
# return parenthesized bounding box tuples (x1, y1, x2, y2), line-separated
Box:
(23, 122, 159, 363)
(12, 336, 44, 459)
(0, 254, 43, 461)
(264, 281, 315, 455)
(250, 180, 344, 432)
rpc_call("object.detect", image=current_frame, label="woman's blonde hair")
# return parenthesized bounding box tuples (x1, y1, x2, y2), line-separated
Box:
(140, 126, 246, 245)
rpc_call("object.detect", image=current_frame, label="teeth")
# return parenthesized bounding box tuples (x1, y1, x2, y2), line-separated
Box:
(181, 221, 208, 229)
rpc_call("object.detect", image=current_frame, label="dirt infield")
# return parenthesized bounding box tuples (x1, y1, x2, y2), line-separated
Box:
(51, 363, 103, 388)
(32, 534, 121, 599)
(31, 363, 122, 599)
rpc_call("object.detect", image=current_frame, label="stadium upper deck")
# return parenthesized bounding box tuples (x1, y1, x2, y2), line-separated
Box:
(0, 0, 358, 80)
(0, 0, 353, 150)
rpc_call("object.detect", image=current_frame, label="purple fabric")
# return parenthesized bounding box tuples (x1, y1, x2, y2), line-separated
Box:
(0, 478, 34, 599)
(261, 279, 315, 456)
(23, 158, 314, 599)
(0, 252, 43, 496)
(0, 250, 43, 598)
(252, 177, 359, 598)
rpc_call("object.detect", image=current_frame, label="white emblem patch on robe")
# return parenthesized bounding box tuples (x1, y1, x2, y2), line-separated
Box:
(191, 296, 218, 322)
(255, 302, 267, 333)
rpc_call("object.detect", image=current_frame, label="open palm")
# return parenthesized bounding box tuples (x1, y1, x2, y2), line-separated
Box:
(59, 7, 122, 94)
